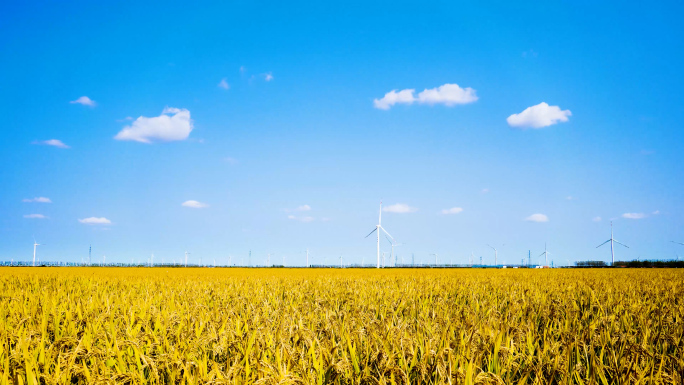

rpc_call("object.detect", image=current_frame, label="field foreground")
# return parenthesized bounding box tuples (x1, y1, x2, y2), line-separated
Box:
(0, 268, 683, 384)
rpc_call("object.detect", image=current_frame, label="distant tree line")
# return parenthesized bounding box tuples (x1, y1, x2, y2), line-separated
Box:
(575, 260, 684, 268)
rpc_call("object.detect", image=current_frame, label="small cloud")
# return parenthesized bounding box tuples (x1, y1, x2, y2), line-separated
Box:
(70, 96, 96, 107)
(481, 188, 489, 194)
(416, 83, 478, 106)
(592, 216, 602, 222)
(652, 210, 660, 215)
(374, 83, 477, 110)
(264, 73, 274, 82)
(182, 200, 209, 209)
(116, 116, 134, 122)
(239, 66, 247, 74)
(79, 217, 112, 225)
(383, 203, 418, 214)
(114, 107, 193, 143)
(288, 215, 314, 222)
(224, 157, 239, 165)
(441, 207, 463, 215)
(24, 214, 47, 219)
(22, 197, 51, 203)
(285, 204, 311, 213)
(507, 102, 571, 129)
(218, 78, 230, 90)
(373, 89, 416, 110)
(566, 196, 575, 200)
(32, 139, 70, 148)
(525, 213, 549, 222)
(622, 213, 646, 219)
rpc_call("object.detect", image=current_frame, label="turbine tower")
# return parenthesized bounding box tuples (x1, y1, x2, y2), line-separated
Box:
(185, 251, 190, 267)
(430, 253, 438, 266)
(365, 202, 395, 268)
(386, 236, 403, 267)
(32, 239, 42, 267)
(487, 244, 498, 266)
(596, 221, 628, 265)
(538, 243, 551, 266)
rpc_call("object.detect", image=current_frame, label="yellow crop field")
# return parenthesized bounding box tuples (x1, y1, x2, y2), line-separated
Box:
(0, 267, 682, 384)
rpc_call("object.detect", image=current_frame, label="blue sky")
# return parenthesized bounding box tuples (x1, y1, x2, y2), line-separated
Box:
(1, 0, 683, 266)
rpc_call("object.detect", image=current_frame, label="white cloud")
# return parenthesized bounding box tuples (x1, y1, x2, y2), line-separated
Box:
(32, 139, 70, 148)
(525, 213, 549, 222)
(285, 204, 311, 213)
(507, 102, 571, 129)
(416, 84, 478, 106)
(182, 200, 208, 209)
(70, 96, 96, 107)
(652, 210, 660, 215)
(374, 83, 478, 110)
(218, 78, 230, 89)
(373, 89, 416, 110)
(240, 66, 247, 74)
(622, 213, 646, 219)
(24, 214, 47, 219)
(264, 73, 274, 81)
(114, 107, 193, 143)
(592, 216, 602, 222)
(481, 188, 490, 194)
(22, 197, 51, 203)
(79, 217, 111, 225)
(116, 116, 134, 122)
(288, 215, 314, 222)
(383, 203, 418, 213)
(441, 207, 463, 215)
(566, 196, 575, 200)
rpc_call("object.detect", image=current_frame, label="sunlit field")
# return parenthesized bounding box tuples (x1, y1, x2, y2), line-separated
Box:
(1, 267, 682, 384)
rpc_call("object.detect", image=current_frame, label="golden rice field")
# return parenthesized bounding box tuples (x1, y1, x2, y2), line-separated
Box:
(1, 267, 683, 384)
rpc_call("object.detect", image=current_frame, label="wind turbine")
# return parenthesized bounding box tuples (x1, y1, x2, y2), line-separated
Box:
(365, 202, 395, 268)
(430, 253, 438, 266)
(184, 251, 190, 267)
(386, 235, 403, 267)
(32, 239, 42, 267)
(596, 221, 628, 265)
(672, 241, 684, 246)
(487, 244, 498, 266)
(538, 243, 551, 266)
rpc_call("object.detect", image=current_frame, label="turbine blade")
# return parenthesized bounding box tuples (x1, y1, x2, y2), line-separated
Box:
(671, 241, 684, 246)
(364, 228, 377, 238)
(380, 226, 394, 240)
(538, 252, 545, 257)
(385, 235, 393, 245)
(596, 239, 611, 248)
(614, 240, 629, 248)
